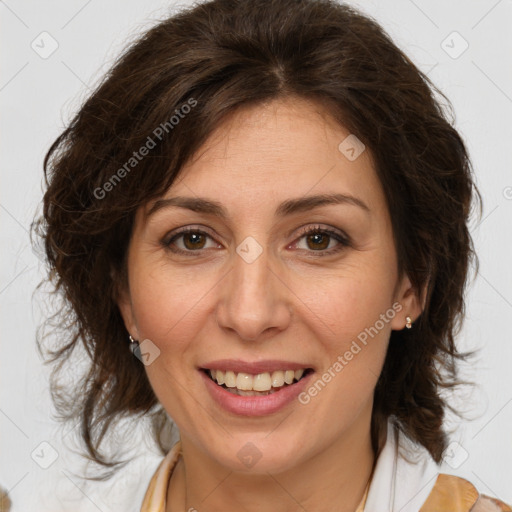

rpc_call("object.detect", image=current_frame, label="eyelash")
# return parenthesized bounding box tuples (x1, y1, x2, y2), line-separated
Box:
(162, 224, 350, 257)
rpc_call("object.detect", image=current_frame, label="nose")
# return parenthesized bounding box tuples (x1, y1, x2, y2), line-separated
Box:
(215, 244, 292, 342)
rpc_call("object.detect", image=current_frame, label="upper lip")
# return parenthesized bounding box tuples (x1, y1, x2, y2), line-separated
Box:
(199, 359, 313, 375)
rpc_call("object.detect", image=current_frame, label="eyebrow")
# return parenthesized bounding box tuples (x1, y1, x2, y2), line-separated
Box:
(147, 193, 370, 219)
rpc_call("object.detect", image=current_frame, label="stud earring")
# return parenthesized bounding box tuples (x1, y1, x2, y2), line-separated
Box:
(129, 335, 139, 354)
(405, 316, 412, 329)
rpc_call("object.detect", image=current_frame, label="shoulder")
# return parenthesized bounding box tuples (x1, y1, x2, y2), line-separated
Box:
(420, 473, 512, 512)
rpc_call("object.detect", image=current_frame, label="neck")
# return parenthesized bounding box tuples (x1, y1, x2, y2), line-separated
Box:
(166, 413, 378, 512)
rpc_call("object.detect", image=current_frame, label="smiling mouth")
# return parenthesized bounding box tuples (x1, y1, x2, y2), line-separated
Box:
(201, 368, 314, 396)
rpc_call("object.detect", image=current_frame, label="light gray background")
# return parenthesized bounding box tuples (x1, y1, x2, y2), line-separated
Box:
(1, 0, 511, 510)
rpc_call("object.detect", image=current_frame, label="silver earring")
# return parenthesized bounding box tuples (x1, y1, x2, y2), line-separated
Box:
(405, 316, 412, 329)
(129, 335, 139, 354)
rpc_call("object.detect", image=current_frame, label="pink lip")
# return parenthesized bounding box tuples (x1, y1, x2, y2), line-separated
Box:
(200, 368, 314, 416)
(199, 359, 313, 375)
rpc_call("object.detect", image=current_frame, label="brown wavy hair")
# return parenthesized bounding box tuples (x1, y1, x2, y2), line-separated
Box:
(33, 0, 480, 474)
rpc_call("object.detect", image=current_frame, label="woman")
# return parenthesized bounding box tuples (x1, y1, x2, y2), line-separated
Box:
(35, 0, 511, 510)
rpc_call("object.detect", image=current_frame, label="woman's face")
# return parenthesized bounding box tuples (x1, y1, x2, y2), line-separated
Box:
(119, 97, 419, 474)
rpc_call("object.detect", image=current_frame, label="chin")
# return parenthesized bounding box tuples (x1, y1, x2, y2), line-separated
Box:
(203, 433, 308, 475)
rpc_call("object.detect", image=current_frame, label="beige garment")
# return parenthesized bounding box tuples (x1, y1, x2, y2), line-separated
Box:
(419, 473, 512, 512)
(0, 486, 11, 512)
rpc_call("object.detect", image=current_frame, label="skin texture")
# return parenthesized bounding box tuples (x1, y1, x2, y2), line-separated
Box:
(118, 97, 422, 512)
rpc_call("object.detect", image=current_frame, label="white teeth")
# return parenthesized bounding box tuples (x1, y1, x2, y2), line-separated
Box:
(236, 372, 253, 390)
(224, 370, 237, 388)
(207, 368, 308, 392)
(271, 370, 285, 387)
(253, 372, 272, 391)
(284, 370, 295, 384)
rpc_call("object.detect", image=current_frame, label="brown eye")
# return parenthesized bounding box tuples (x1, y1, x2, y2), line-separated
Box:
(292, 225, 350, 256)
(181, 232, 207, 250)
(163, 227, 220, 254)
(305, 232, 331, 251)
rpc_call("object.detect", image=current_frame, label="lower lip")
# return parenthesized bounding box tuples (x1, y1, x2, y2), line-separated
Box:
(200, 370, 314, 416)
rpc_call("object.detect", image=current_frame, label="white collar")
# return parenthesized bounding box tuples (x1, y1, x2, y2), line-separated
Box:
(364, 419, 440, 511)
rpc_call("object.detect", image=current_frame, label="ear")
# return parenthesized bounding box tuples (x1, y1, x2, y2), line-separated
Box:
(115, 282, 140, 341)
(390, 272, 427, 331)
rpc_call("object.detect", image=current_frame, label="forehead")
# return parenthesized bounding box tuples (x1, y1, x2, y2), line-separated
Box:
(147, 97, 384, 218)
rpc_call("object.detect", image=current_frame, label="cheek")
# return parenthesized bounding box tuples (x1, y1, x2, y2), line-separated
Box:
(292, 261, 397, 343)
(127, 264, 216, 410)
(294, 273, 394, 420)
(128, 261, 215, 347)
(289, 257, 397, 404)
